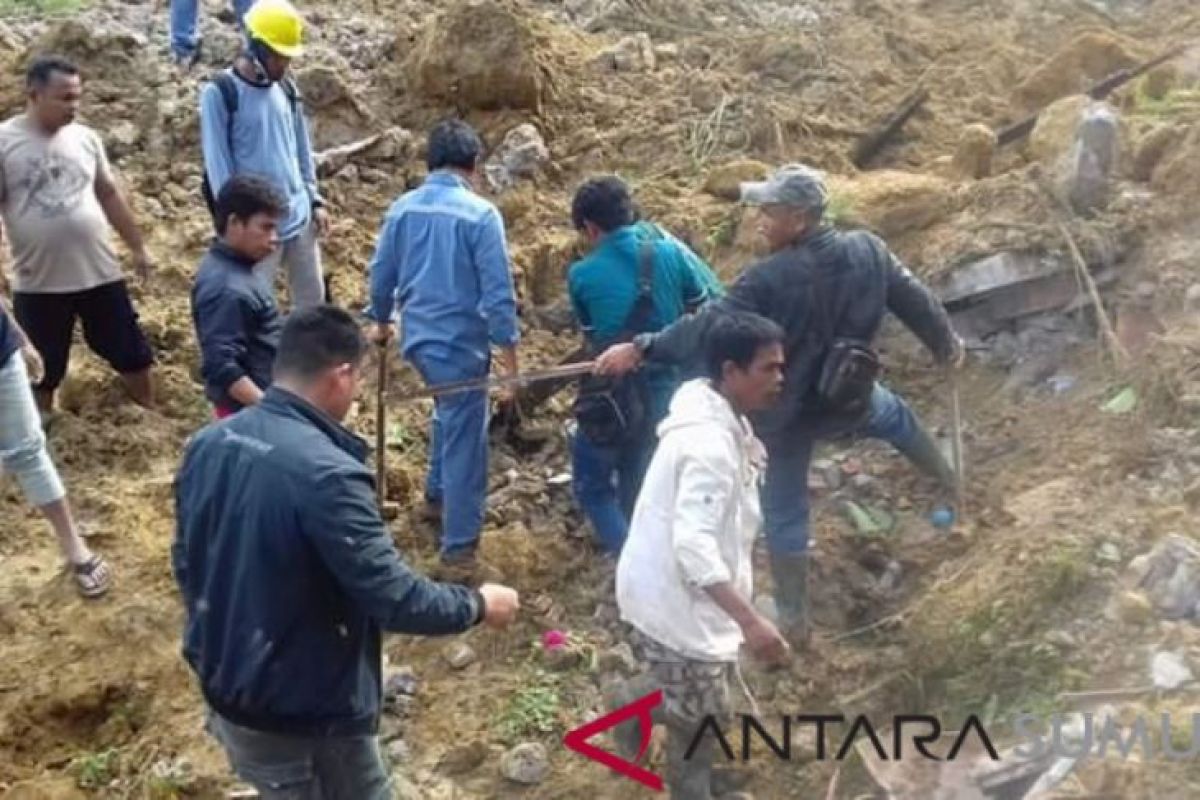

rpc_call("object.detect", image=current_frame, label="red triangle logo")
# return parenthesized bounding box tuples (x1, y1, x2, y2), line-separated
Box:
(563, 689, 665, 791)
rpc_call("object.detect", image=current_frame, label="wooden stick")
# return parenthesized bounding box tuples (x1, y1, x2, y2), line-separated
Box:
(851, 87, 929, 168)
(1056, 221, 1127, 366)
(375, 344, 389, 507)
(824, 764, 842, 800)
(949, 368, 966, 521)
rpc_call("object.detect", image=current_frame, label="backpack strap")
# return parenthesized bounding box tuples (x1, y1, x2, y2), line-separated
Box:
(616, 240, 656, 342)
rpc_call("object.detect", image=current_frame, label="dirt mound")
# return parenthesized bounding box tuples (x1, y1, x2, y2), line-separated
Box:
(1151, 120, 1200, 200)
(1013, 30, 1142, 112)
(702, 158, 769, 201)
(408, 0, 547, 111)
(829, 170, 957, 239)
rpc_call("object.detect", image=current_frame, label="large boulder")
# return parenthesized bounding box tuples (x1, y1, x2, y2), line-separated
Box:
(828, 171, 955, 238)
(1029, 95, 1091, 165)
(409, 0, 544, 111)
(1013, 31, 1141, 112)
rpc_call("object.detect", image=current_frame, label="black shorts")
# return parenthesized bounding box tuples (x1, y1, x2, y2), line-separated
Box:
(13, 281, 154, 391)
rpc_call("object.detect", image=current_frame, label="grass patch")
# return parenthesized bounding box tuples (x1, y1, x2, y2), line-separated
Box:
(1132, 87, 1200, 121)
(0, 0, 87, 16)
(823, 188, 857, 228)
(71, 748, 119, 790)
(495, 669, 564, 743)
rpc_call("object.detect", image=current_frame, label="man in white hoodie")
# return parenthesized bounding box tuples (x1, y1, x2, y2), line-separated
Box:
(614, 311, 790, 799)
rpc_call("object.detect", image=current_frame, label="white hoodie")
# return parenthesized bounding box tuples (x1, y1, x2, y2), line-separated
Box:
(616, 379, 767, 662)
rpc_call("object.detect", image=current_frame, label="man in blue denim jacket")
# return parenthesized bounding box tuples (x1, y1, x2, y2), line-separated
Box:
(365, 120, 520, 575)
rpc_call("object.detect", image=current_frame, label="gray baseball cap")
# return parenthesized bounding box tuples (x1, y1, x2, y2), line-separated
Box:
(739, 163, 829, 213)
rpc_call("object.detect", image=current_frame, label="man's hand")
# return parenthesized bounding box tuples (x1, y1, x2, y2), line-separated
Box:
(132, 249, 154, 285)
(743, 615, 791, 665)
(21, 343, 43, 384)
(594, 342, 642, 377)
(495, 345, 519, 405)
(367, 323, 393, 347)
(478, 583, 520, 629)
(314, 207, 332, 238)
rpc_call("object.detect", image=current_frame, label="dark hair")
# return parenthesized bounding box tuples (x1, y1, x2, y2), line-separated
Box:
(26, 55, 79, 90)
(274, 305, 366, 382)
(704, 311, 785, 383)
(427, 119, 482, 172)
(215, 175, 285, 235)
(571, 176, 636, 233)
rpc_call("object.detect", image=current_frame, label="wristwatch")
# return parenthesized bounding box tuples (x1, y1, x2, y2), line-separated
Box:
(632, 332, 655, 358)
(471, 588, 487, 626)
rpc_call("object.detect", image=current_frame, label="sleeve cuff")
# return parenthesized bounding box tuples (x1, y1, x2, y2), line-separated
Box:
(471, 589, 487, 626)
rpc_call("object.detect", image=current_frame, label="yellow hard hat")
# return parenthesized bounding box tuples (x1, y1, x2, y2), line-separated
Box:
(244, 0, 305, 59)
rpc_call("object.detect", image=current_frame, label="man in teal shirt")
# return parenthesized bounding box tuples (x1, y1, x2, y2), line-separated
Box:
(568, 177, 709, 554)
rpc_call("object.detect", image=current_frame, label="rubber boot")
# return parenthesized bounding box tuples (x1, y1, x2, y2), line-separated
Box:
(893, 422, 958, 491)
(666, 713, 715, 800)
(769, 551, 810, 650)
(603, 673, 663, 761)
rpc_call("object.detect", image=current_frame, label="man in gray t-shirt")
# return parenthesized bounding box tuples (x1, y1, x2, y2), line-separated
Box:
(0, 56, 156, 414)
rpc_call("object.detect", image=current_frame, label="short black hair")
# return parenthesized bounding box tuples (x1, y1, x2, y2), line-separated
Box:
(26, 55, 79, 90)
(427, 119, 482, 172)
(215, 175, 285, 235)
(704, 311, 786, 383)
(571, 176, 636, 233)
(274, 305, 366, 382)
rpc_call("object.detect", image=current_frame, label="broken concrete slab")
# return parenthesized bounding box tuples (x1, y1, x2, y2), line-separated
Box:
(938, 250, 1117, 341)
(1125, 535, 1200, 621)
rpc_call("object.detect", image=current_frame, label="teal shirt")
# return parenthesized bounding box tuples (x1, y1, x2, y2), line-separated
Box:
(569, 225, 708, 415)
(632, 221, 725, 300)
(568, 225, 706, 346)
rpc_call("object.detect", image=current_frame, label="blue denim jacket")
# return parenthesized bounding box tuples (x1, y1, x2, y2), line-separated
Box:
(366, 171, 519, 362)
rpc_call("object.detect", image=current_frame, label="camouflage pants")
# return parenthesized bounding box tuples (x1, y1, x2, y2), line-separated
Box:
(627, 627, 735, 728)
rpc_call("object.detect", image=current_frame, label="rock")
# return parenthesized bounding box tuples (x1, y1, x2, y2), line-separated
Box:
(1132, 124, 1186, 182)
(1114, 590, 1154, 625)
(1013, 31, 1140, 111)
(391, 738, 415, 762)
(1045, 630, 1077, 649)
(439, 739, 489, 776)
(500, 742, 550, 785)
(336, 164, 360, 182)
(827, 171, 954, 238)
(1029, 95, 1091, 165)
(1151, 651, 1194, 690)
(702, 159, 770, 201)
(409, 1, 544, 111)
(105, 120, 141, 159)
(654, 43, 680, 63)
(1127, 535, 1200, 620)
(392, 773, 422, 800)
(811, 459, 842, 492)
(542, 645, 583, 671)
(1184, 284, 1200, 312)
(443, 641, 477, 670)
(951, 123, 997, 180)
(597, 643, 639, 675)
(598, 33, 656, 72)
(383, 666, 418, 701)
(367, 126, 416, 163)
(1097, 542, 1122, 565)
(1061, 103, 1120, 215)
(483, 124, 550, 193)
(294, 65, 355, 109)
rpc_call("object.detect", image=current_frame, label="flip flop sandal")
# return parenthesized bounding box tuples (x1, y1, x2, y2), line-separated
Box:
(71, 555, 112, 599)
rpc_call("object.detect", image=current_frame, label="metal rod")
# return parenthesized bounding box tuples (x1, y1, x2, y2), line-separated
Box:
(394, 361, 597, 402)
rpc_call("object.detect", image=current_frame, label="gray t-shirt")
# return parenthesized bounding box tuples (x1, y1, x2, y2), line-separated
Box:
(0, 114, 121, 293)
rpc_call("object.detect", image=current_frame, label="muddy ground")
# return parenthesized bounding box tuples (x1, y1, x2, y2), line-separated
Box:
(2, 0, 1200, 797)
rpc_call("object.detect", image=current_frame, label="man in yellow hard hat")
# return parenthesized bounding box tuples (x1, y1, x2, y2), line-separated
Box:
(200, 0, 331, 311)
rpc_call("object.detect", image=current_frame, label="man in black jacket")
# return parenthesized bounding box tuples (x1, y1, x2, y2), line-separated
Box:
(595, 164, 963, 648)
(190, 175, 286, 419)
(173, 305, 520, 797)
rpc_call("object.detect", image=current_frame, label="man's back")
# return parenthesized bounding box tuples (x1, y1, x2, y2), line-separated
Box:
(569, 224, 705, 347)
(370, 171, 514, 360)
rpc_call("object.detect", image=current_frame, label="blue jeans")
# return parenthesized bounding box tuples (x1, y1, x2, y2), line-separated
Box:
(207, 711, 391, 799)
(571, 430, 654, 555)
(170, 0, 254, 59)
(408, 348, 488, 558)
(762, 383, 922, 556)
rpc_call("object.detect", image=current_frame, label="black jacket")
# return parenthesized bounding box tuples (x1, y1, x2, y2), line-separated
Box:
(641, 227, 956, 437)
(190, 240, 282, 410)
(172, 388, 482, 737)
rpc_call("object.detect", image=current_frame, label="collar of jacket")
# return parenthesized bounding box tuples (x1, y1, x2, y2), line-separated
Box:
(787, 224, 836, 253)
(260, 387, 370, 463)
(426, 170, 471, 190)
(209, 238, 259, 269)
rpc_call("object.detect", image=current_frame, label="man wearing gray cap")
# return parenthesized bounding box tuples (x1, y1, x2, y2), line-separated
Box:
(594, 163, 963, 648)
